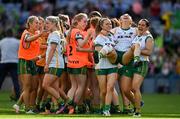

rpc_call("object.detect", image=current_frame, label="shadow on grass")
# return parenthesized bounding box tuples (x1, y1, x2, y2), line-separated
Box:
(0, 110, 180, 118)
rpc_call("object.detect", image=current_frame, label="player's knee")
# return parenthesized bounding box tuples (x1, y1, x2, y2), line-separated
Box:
(131, 45, 135, 51)
(131, 86, 139, 93)
(134, 43, 140, 48)
(107, 85, 114, 92)
(100, 89, 106, 97)
(124, 88, 131, 95)
(70, 83, 78, 91)
(42, 83, 49, 90)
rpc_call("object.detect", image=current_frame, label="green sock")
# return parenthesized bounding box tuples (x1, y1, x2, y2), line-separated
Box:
(16, 100, 22, 106)
(75, 105, 83, 113)
(134, 56, 140, 62)
(135, 108, 141, 113)
(114, 105, 120, 112)
(29, 105, 36, 110)
(67, 98, 74, 106)
(123, 104, 130, 110)
(92, 105, 101, 113)
(103, 104, 111, 112)
(40, 100, 46, 109)
(100, 104, 105, 111)
(45, 97, 51, 104)
(57, 98, 64, 105)
(51, 102, 58, 111)
(25, 106, 30, 111)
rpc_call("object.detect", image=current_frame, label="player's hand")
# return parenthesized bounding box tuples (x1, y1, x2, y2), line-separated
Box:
(107, 49, 117, 64)
(44, 64, 49, 73)
(87, 29, 93, 39)
(40, 30, 50, 37)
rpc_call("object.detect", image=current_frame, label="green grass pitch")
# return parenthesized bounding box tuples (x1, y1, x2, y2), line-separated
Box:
(0, 91, 180, 119)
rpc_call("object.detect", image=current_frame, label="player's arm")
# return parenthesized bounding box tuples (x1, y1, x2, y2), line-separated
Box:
(24, 33, 41, 42)
(135, 27, 138, 35)
(77, 30, 92, 47)
(25, 30, 46, 42)
(111, 27, 116, 34)
(141, 37, 154, 56)
(45, 42, 57, 66)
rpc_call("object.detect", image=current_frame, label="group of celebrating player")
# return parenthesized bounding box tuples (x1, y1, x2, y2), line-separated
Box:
(12, 11, 154, 117)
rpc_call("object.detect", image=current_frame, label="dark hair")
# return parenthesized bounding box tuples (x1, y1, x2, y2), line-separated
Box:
(58, 14, 70, 30)
(89, 11, 102, 18)
(111, 18, 120, 28)
(5, 29, 13, 37)
(95, 18, 109, 35)
(141, 19, 150, 27)
(131, 21, 137, 27)
(90, 17, 100, 28)
(58, 14, 69, 22)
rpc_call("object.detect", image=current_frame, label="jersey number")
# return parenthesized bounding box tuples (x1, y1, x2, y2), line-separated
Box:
(69, 46, 73, 56)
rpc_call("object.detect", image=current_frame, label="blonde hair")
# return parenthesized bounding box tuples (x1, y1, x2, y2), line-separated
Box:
(46, 16, 64, 38)
(38, 16, 45, 22)
(71, 13, 87, 28)
(120, 14, 132, 21)
(38, 16, 45, 30)
(119, 14, 133, 26)
(46, 16, 60, 31)
(26, 16, 38, 29)
(46, 16, 59, 27)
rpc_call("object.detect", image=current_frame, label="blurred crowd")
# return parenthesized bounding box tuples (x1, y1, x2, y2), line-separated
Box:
(0, 0, 180, 93)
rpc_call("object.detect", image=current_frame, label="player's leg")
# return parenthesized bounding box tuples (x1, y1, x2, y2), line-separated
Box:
(89, 69, 100, 113)
(132, 61, 148, 117)
(74, 67, 87, 113)
(131, 74, 143, 117)
(96, 72, 106, 112)
(103, 71, 117, 116)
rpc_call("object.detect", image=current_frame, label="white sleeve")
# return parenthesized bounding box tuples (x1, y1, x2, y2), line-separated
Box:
(50, 33, 60, 44)
(94, 36, 103, 46)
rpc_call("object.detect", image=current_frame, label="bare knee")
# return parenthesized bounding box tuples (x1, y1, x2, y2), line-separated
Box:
(71, 83, 77, 91)
(42, 82, 49, 90)
(124, 88, 131, 96)
(134, 43, 140, 48)
(131, 86, 139, 93)
(107, 85, 114, 93)
(100, 89, 106, 97)
(23, 85, 31, 92)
